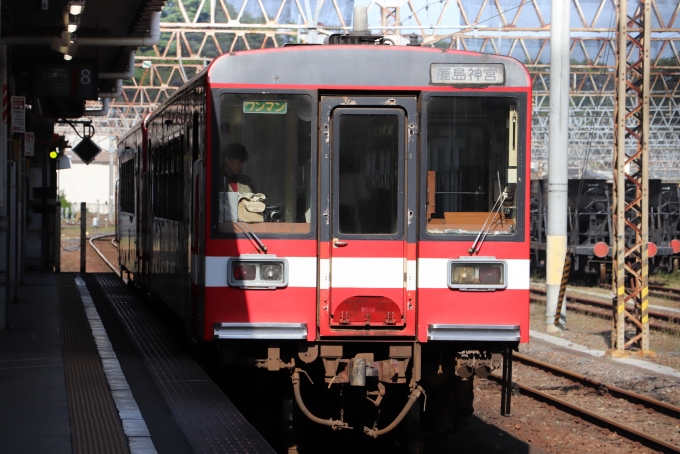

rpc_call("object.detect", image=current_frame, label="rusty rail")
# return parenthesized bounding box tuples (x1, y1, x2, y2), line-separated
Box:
(512, 352, 680, 419)
(89, 234, 119, 276)
(649, 284, 680, 302)
(529, 287, 680, 333)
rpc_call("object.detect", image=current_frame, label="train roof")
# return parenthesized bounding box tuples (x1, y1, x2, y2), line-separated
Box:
(207, 45, 531, 88)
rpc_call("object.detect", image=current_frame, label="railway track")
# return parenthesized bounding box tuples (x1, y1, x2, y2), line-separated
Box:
(599, 282, 680, 302)
(490, 352, 680, 453)
(530, 286, 680, 334)
(89, 234, 121, 278)
(649, 284, 680, 302)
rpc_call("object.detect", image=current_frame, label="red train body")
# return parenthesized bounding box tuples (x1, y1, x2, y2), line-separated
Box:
(118, 40, 531, 445)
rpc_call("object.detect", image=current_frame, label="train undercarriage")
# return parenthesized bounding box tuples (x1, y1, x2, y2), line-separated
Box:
(217, 340, 516, 453)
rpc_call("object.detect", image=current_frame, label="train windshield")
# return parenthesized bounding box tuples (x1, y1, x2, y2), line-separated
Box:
(215, 93, 313, 234)
(425, 96, 520, 236)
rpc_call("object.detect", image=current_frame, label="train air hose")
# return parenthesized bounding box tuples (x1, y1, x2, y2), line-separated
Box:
(363, 385, 425, 438)
(291, 369, 351, 430)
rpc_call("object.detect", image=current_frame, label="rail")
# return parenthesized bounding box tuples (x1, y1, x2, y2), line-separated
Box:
(649, 284, 680, 302)
(88, 234, 121, 278)
(529, 286, 680, 334)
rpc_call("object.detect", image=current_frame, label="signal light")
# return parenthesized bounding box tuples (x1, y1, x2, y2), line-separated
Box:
(50, 150, 59, 159)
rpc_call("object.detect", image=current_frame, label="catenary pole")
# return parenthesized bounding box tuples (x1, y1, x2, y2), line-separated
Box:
(545, 0, 571, 332)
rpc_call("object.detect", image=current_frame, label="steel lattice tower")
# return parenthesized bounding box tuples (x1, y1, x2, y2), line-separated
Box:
(56, 0, 680, 183)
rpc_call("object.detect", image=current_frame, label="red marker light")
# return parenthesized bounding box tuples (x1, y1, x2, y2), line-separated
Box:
(648, 242, 657, 258)
(479, 266, 502, 284)
(233, 264, 256, 280)
(593, 242, 609, 258)
(671, 239, 680, 254)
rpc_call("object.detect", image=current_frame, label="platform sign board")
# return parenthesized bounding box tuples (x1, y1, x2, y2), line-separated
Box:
(11, 96, 25, 133)
(25, 132, 34, 157)
(32, 63, 98, 100)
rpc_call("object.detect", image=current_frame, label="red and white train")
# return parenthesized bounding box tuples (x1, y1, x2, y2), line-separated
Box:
(118, 29, 531, 449)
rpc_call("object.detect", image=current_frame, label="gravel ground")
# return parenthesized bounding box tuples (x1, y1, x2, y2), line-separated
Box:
(60, 232, 115, 273)
(473, 376, 662, 454)
(529, 295, 680, 373)
(512, 359, 680, 448)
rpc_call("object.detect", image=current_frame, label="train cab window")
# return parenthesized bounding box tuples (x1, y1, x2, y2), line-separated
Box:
(425, 97, 520, 236)
(216, 93, 312, 234)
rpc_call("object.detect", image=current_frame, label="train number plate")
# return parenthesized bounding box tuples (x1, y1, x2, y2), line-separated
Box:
(430, 63, 505, 86)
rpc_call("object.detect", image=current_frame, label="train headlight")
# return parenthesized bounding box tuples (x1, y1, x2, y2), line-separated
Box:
(448, 258, 507, 291)
(451, 266, 475, 284)
(228, 255, 288, 289)
(261, 264, 282, 281)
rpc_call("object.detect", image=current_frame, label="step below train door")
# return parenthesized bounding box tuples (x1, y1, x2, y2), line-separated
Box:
(319, 96, 417, 336)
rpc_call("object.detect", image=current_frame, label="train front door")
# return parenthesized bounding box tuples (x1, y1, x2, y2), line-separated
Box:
(319, 97, 417, 336)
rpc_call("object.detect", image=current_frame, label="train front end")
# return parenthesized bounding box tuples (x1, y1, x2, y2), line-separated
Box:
(200, 42, 531, 439)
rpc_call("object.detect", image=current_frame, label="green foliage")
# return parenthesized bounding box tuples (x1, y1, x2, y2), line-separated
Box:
(58, 189, 73, 210)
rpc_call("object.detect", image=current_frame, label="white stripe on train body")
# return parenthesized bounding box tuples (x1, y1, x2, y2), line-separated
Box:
(205, 256, 317, 288)
(203, 256, 529, 290)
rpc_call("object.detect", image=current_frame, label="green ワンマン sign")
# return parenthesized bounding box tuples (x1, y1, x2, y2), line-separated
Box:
(243, 101, 287, 114)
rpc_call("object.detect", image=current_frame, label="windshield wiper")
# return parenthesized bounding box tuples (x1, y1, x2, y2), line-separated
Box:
(468, 190, 507, 256)
(236, 218, 268, 254)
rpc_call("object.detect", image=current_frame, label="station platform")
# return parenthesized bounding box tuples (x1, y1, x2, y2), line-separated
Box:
(0, 271, 274, 454)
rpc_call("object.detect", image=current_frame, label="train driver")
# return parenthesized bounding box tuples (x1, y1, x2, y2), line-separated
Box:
(222, 143, 255, 194)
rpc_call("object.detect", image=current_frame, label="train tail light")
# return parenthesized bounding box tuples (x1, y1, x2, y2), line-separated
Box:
(448, 258, 507, 291)
(233, 264, 256, 281)
(228, 255, 288, 289)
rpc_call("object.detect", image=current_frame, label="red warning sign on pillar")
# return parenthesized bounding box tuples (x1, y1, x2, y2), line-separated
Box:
(11, 96, 25, 133)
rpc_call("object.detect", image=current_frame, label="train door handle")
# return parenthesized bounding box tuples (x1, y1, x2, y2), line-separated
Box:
(333, 240, 348, 247)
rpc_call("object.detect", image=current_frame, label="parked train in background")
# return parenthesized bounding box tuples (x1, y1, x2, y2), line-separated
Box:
(530, 179, 680, 282)
(117, 29, 532, 452)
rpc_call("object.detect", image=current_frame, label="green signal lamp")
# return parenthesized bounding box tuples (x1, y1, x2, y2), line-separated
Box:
(50, 150, 59, 159)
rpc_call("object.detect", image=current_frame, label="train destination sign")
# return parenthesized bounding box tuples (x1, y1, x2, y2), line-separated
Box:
(243, 101, 287, 114)
(32, 63, 98, 100)
(430, 63, 505, 86)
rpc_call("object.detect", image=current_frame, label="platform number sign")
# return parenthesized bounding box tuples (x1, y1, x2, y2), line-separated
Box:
(11, 96, 25, 133)
(32, 63, 99, 100)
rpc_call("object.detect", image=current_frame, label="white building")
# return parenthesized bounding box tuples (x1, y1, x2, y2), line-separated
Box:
(58, 136, 117, 217)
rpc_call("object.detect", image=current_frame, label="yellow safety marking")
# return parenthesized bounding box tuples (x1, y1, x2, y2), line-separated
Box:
(642, 315, 649, 323)
(642, 288, 648, 298)
(618, 286, 625, 296)
(641, 301, 648, 311)
(546, 235, 567, 285)
(617, 304, 624, 314)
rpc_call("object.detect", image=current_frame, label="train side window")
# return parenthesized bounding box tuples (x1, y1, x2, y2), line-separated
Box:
(215, 93, 313, 235)
(425, 96, 520, 236)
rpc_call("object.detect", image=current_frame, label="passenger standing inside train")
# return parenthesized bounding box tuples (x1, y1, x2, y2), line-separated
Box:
(222, 143, 255, 193)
